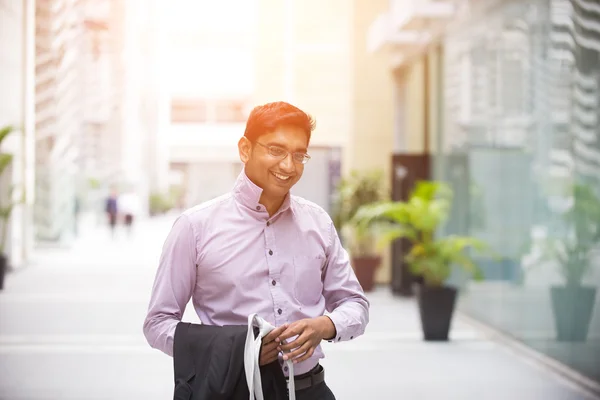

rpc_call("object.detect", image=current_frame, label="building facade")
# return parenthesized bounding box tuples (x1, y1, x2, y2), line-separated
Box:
(34, 0, 161, 232)
(0, 0, 36, 269)
(256, 0, 395, 283)
(368, 0, 600, 389)
(34, 0, 83, 241)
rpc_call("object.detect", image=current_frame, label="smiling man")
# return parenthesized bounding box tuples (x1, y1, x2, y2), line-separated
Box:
(143, 101, 370, 399)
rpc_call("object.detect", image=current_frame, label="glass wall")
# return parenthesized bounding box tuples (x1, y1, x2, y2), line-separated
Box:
(436, 0, 600, 384)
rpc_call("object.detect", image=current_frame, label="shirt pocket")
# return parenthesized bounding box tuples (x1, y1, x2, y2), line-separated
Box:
(293, 255, 325, 305)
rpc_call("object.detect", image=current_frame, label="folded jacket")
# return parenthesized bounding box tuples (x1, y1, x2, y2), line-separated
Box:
(173, 317, 290, 400)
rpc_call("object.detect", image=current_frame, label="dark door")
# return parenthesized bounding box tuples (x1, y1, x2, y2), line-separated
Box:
(390, 153, 431, 296)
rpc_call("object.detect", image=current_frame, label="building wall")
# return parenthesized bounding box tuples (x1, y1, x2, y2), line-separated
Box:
(350, 0, 395, 284)
(255, 0, 395, 283)
(436, 0, 600, 386)
(254, 0, 352, 149)
(0, 0, 36, 267)
(34, 0, 83, 242)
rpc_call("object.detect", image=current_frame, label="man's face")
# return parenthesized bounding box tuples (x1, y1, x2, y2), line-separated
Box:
(239, 125, 308, 199)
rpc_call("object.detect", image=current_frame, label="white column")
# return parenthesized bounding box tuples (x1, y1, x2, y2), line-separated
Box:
(21, 0, 36, 264)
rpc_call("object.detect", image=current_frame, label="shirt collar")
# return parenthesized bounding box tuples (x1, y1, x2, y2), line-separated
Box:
(233, 168, 291, 216)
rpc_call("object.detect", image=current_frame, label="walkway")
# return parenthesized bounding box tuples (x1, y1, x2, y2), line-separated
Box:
(0, 215, 596, 399)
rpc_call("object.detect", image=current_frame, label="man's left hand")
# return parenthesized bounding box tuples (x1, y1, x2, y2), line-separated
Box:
(277, 316, 336, 364)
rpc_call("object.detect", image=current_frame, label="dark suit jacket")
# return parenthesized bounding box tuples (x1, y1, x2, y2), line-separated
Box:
(173, 322, 288, 400)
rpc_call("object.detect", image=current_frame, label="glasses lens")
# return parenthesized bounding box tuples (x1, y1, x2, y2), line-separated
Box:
(293, 153, 310, 164)
(269, 146, 286, 157)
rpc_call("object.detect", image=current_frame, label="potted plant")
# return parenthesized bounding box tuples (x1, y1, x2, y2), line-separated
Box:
(531, 183, 600, 341)
(0, 125, 22, 290)
(331, 169, 387, 292)
(353, 180, 490, 341)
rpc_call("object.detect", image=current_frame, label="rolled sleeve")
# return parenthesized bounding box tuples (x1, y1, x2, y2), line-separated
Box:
(142, 214, 198, 356)
(322, 219, 370, 343)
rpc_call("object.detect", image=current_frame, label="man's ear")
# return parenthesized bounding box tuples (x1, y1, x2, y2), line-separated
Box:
(238, 136, 252, 164)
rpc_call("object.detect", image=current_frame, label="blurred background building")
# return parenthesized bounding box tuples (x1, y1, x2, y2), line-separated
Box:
(368, 0, 600, 386)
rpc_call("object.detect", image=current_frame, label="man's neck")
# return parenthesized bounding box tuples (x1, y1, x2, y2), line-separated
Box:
(259, 193, 286, 217)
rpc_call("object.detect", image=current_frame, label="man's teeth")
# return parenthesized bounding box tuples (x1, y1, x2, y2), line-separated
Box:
(273, 173, 290, 180)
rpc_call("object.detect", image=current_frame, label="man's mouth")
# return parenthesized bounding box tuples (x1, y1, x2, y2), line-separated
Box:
(271, 172, 292, 182)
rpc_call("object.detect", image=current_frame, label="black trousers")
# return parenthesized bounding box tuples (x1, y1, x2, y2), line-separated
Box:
(296, 381, 336, 400)
(292, 365, 336, 400)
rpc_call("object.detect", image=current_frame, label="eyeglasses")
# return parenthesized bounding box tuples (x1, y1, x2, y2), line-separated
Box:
(254, 142, 311, 165)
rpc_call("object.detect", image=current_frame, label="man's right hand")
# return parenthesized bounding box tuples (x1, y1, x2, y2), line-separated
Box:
(259, 323, 288, 366)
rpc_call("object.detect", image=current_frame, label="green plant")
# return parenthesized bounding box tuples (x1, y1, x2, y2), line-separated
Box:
(331, 169, 387, 257)
(353, 180, 491, 287)
(149, 192, 174, 215)
(0, 125, 24, 255)
(532, 183, 600, 286)
(88, 177, 101, 190)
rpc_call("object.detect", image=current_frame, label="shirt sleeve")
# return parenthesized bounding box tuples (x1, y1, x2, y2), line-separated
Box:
(143, 214, 198, 356)
(322, 218, 370, 343)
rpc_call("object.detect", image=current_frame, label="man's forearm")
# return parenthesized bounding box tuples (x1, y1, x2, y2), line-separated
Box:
(317, 315, 337, 340)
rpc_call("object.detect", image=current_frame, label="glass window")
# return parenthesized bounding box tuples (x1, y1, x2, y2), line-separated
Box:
(170, 99, 208, 123)
(438, 0, 600, 384)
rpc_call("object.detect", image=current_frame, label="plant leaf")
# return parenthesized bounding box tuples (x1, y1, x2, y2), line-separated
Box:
(0, 153, 12, 176)
(0, 125, 15, 146)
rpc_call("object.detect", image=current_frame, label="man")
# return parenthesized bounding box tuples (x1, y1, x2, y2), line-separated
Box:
(118, 188, 141, 237)
(143, 101, 369, 399)
(105, 189, 118, 238)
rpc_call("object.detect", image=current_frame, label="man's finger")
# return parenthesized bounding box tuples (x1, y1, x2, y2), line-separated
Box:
(259, 349, 279, 366)
(278, 332, 307, 352)
(292, 346, 315, 364)
(261, 340, 279, 354)
(263, 324, 288, 344)
(280, 332, 309, 354)
(278, 322, 304, 341)
(283, 340, 311, 362)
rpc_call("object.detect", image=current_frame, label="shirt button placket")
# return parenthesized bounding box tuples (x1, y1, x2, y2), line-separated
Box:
(264, 229, 283, 324)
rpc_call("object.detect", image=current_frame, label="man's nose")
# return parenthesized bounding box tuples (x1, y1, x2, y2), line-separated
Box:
(279, 153, 295, 172)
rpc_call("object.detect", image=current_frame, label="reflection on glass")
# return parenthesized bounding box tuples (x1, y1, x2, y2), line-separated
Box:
(437, 0, 600, 384)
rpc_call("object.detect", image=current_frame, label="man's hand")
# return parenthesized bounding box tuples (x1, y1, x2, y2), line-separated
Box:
(277, 316, 336, 364)
(259, 323, 288, 366)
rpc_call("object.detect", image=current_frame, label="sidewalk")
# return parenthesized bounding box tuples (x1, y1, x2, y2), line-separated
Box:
(323, 289, 597, 399)
(0, 215, 597, 399)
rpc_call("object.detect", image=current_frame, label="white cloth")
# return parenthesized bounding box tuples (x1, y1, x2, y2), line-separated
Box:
(244, 314, 295, 400)
(118, 192, 141, 216)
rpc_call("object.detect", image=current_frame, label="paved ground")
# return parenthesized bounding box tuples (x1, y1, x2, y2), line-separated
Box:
(0, 214, 597, 399)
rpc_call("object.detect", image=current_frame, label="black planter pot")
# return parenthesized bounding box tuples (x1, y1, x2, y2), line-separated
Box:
(550, 285, 597, 342)
(0, 253, 6, 290)
(416, 285, 458, 341)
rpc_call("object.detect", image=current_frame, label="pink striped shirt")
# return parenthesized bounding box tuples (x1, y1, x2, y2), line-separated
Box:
(143, 169, 369, 375)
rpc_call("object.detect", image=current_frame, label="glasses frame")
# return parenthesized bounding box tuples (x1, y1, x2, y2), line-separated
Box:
(254, 141, 311, 165)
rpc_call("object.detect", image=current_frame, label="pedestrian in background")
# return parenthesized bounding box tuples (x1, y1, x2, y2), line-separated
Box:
(105, 188, 118, 238)
(119, 189, 141, 237)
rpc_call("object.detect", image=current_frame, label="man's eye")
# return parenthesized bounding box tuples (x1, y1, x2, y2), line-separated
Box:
(270, 147, 286, 156)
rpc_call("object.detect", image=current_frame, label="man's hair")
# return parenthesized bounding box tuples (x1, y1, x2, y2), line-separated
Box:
(244, 101, 316, 144)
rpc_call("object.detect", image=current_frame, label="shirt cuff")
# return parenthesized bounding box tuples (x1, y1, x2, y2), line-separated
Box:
(323, 311, 358, 343)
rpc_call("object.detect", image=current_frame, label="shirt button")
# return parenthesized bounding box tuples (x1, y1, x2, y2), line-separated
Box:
(337, 337, 341, 341)
(277, 308, 282, 315)
(272, 280, 276, 286)
(284, 366, 288, 372)
(268, 250, 273, 255)
(256, 206, 260, 211)
(350, 336, 354, 339)
(267, 221, 271, 226)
